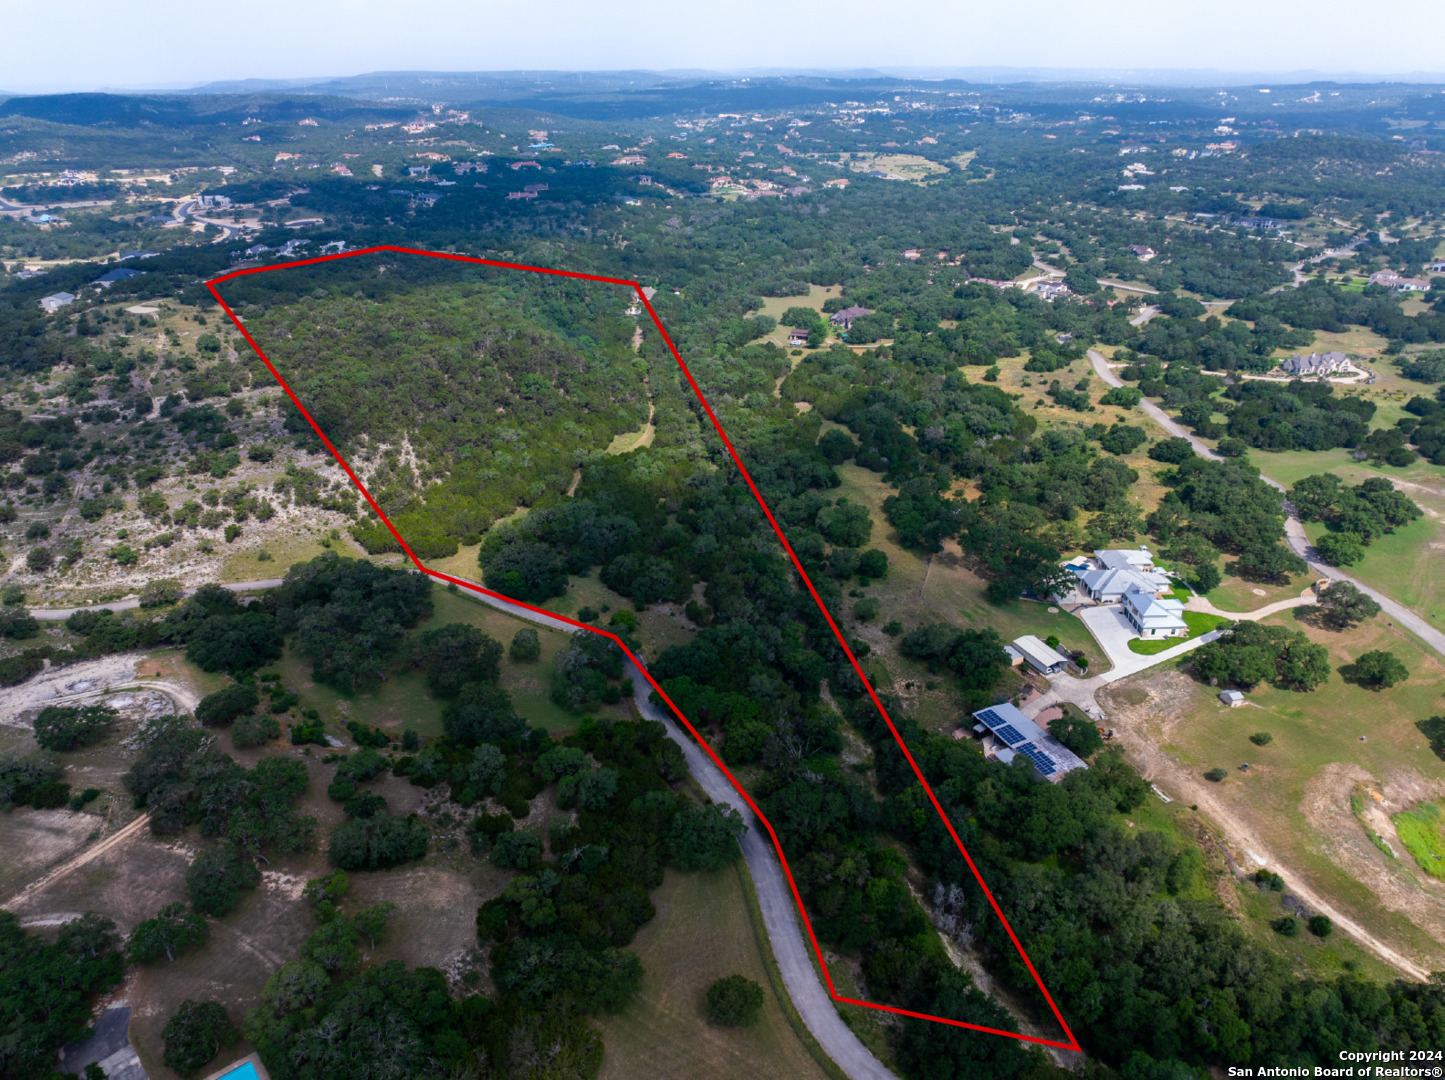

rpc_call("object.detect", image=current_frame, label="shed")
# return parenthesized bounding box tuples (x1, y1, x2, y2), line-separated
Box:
(1011, 635, 1071, 675)
(1220, 690, 1245, 707)
(787, 327, 811, 347)
(39, 292, 75, 312)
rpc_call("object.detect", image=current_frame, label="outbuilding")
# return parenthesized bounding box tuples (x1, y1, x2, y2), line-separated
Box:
(1219, 690, 1245, 707)
(1011, 635, 1072, 675)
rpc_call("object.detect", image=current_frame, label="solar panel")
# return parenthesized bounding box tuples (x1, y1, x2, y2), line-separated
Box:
(992, 724, 1026, 746)
(1013, 742, 1058, 776)
(976, 708, 1003, 727)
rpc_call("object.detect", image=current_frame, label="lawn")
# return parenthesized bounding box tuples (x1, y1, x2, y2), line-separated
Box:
(1393, 802, 1445, 880)
(1111, 610, 1445, 971)
(1207, 568, 1315, 614)
(594, 863, 832, 1080)
(1126, 611, 1227, 655)
(1302, 517, 1444, 619)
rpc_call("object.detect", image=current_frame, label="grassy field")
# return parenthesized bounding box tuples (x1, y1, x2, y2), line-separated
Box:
(842, 152, 948, 183)
(824, 461, 1098, 729)
(594, 863, 832, 1080)
(1112, 610, 1445, 970)
(1393, 802, 1445, 879)
(1126, 611, 1227, 655)
(1302, 517, 1444, 618)
(1207, 568, 1316, 614)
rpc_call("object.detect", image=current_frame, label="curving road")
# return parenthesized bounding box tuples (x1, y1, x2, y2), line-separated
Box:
(33, 568, 897, 1075)
(29, 579, 284, 621)
(445, 579, 897, 1080)
(1088, 349, 1445, 660)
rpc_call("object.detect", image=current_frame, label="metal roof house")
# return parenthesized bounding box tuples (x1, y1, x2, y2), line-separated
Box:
(1121, 588, 1188, 638)
(39, 292, 76, 312)
(1011, 635, 1072, 675)
(972, 702, 1089, 782)
(93, 267, 142, 287)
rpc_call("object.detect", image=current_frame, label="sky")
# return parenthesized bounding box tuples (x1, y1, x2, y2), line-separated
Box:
(4, 0, 1443, 92)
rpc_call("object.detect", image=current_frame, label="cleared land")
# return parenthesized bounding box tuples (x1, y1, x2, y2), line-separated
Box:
(1098, 612, 1445, 975)
(594, 864, 831, 1080)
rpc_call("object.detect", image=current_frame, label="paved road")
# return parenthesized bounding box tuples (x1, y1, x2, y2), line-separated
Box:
(449, 578, 897, 1080)
(1090, 348, 1445, 660)
(29, 579, 284, 620)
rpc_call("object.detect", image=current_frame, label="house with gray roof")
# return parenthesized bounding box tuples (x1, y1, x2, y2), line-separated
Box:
(828, 305, 873, 329)
(1122, 587, 1188, 638)
(1280, 351, 1350, 377)
(39, 292, 75, 312)
(971, 702, 1089, 782)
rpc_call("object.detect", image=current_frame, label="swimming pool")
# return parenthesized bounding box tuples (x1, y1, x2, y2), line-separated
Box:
(217, 1062, 258, 1080)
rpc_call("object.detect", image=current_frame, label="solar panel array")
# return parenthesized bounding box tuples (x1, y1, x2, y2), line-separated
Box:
(992, 724, 1025, 746)
(1013, 742, 1058, 777)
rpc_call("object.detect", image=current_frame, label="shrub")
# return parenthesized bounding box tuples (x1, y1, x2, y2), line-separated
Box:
(1148, 437, 1196, 464)
(162, 1000, 236, 1076)
(232, 713, 280, 749)
(195, 684, 260, 727)
(327, 813, 428, 871)
(1272, 916, 1300, 938)
(705, 974, 764, 1027)
(1249, 731, 1274, 746)
(139, 579, 184, 608)
(186, 847, 259, 916)
(490, 828, 542, 870)
(1204, 767, 1228, 782)
(510, 627, 541, 662)
(1308, 914, 1334, 938)
(34, 704, 117, 752)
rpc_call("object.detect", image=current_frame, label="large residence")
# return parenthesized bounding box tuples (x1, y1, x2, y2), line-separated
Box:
(829, 305, 873, 329)
(1122, 588, 1188, 638)
(1075, 547, 1172, 603)
(970, 703, 1089, 782)
(38, 292, 75, 312)
(1369, 270, 1431, 293)
(1279, 351, 1352, 377)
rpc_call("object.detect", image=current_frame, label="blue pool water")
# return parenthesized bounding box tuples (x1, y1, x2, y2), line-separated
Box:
(219, 1063, 259, 1080)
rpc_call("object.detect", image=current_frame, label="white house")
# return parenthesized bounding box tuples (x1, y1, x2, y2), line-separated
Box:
(1121, 588, 1188, 638)
(1075, 547, 1172, 602)
(38, 292, 75, 312)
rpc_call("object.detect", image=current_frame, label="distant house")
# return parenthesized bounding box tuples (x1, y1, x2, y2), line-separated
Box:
(828, 305, 873, 330)
(1280, 351, 1350, 377)
(1219, 690, 1245, 707)
(117, 251, 158, 261)
(1429, 261, 1445, 273)
(1034, 282, 1071, 302)
(243, 243, 271, 258)
(1235, 217, 1283, 230)
(15, 268, 47, 280)
(787, 327, 811, 347)
(39, 292, 75, 312)
(1055, 332, 1074, 344)
(197, 193, 231, 208)
(1011, 635, 1072, 675)
(971, 703, 1089, 782)
(93, 268, 142, 287)
(1127, 244, 1156, 258)
(1122, 588, 1188, 638)
(1370, 270, 1431, 292)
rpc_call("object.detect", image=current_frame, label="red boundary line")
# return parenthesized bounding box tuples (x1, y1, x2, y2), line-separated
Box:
(206, 244, 1083, 1054)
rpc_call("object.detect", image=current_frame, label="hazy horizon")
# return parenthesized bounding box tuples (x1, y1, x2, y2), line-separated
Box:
(5, 0, 1443, 94)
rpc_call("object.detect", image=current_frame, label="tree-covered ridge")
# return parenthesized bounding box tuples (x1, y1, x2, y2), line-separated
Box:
(242, 280, 650, 552)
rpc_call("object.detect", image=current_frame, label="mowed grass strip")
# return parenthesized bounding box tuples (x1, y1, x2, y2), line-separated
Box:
(1127, 611, 1228, 655)
(1393, 802, 1445, 879)
(594, 865, 831, 1080)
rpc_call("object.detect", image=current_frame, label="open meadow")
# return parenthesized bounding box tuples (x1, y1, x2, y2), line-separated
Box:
(1099, 611, 1445, 975)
